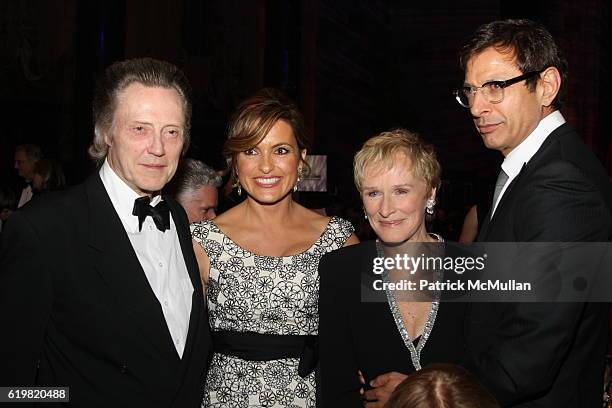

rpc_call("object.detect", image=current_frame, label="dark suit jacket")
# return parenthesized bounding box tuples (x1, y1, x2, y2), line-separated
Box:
(0, 174, 211, 407)
(319, 241, 467, 407)
(467, 123, 612, 407)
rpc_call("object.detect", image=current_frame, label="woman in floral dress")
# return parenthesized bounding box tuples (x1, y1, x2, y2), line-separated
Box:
(191, 88, 358, 407)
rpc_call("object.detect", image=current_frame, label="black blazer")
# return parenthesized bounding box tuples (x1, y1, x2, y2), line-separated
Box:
(0, 174, 211, 407)
(467, 123, 612, 407)
(319, 241, 467, 408)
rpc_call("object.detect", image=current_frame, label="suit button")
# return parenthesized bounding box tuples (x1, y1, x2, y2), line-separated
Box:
(120, 363, 128, 374)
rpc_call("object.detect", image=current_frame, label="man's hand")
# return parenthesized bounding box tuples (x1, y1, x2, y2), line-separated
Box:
(363, 371, 408, 407)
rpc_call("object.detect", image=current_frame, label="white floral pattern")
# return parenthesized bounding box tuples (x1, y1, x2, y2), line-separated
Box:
(192, 217, 354, 407)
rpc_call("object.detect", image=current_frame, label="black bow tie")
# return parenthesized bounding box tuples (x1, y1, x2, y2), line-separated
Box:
(132, 196, 170, 232)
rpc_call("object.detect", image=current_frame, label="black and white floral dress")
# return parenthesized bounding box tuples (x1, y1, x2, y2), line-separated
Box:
(191, 217, 354, 408)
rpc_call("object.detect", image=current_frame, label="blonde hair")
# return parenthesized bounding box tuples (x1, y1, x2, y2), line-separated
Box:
(353, 129, 441, 193)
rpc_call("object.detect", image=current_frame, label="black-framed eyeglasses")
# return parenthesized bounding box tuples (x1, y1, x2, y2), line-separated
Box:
(453, 69, 545, 108)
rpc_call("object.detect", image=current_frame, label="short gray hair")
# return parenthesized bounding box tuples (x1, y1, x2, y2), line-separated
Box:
(166, 158, 222, 198)
(88, 57, 192, 164)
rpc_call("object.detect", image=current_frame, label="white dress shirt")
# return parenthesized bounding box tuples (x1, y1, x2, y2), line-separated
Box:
(99, 160, 193, 357)
(491, 110, 566, 217)
(17, 185, 33, 208)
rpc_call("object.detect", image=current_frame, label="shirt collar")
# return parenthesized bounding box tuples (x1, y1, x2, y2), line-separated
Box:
(99, 159, 162, 233)
(501, 110, 565, 179)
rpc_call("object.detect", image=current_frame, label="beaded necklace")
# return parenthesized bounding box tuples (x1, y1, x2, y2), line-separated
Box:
(375, 234, 443, 371)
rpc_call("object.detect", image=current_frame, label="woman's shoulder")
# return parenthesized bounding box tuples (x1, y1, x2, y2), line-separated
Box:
(297, 206, 330, 229)
(291, 205, 353, 241)
(327, 215, 355, 236)
(190, 219, 219, 245)
(307, 213, 355, 254)
(296, 205, 355, 238)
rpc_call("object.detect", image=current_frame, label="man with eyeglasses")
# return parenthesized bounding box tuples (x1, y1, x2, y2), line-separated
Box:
(455, 19, 612, 407)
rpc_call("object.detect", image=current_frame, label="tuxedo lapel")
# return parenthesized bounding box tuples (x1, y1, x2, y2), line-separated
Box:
(85, 175, 179, 361)
(484, 163, 527, 237)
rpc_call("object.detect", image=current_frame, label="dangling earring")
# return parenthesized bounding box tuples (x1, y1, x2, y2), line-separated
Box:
(426, 198, 436, 215)
(294, 167, 303, 192)
(363, 208, 368, 220)
(233, 169, 242, 196)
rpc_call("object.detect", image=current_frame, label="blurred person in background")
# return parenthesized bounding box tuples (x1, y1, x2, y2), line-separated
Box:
(32, 158, 67, 195)
(0, 185, 17, 234)
(166, 158, 222, 223)
(458, 179, 494, 244)
(14, 143, 42, 207)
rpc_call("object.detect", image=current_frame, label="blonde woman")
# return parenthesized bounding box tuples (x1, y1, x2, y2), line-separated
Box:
(319, 129, 467, 407)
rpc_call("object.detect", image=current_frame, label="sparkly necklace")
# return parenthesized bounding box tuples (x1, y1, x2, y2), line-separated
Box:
(375, 234, 443, 371)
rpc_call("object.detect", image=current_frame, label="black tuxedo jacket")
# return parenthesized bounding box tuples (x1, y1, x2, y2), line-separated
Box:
(0, 174, 211, 407)
(467, 123, 612, 407)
